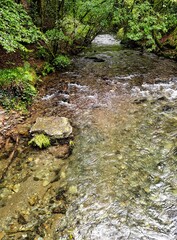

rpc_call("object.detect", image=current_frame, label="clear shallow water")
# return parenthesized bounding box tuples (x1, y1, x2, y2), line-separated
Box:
(41, 35, 177, 239)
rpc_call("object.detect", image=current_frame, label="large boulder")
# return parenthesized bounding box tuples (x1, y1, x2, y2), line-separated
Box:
(30, 117, 72, 139)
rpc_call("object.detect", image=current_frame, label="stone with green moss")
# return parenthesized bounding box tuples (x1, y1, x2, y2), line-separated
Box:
(30, 117, 72, 139)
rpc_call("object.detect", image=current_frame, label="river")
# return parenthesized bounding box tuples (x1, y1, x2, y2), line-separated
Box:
(55, 35, 177, 240)
(1, 34, 177, 240)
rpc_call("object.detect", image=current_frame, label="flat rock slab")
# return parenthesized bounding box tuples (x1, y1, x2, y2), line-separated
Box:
(30, 117, 72, 139)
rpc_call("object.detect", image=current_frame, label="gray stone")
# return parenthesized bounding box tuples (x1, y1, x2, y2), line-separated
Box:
(30, 117, 72, 139)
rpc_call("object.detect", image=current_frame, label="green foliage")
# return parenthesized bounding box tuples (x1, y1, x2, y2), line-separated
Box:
(45, 28, 71, 56)
(72, 0, 114, 42)
(36, 45, 50, 60)
(31, 0, 116, 55)
(113, 0, 177, 52)
(40, 55, 71, 76)
(126, 1, 164, 50)
(1, 0, 177, 56)
(117, 28, 125, 40)
(0, 0, 41, 52)
(0, 63, 37, 111)
(28, 134, 51, 149)
(69, 140, 75, 150)
(59, 16, 90, 46)
(42, 62, 55, 76)
(36, 28, 72, 65)
(53, 55, 71, 69)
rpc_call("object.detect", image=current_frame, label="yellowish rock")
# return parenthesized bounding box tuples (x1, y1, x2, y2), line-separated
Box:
(0, 231, 5, 240)
(43, 180, 50, 187)
(28, 194, 39, 206)
(12, 183, 20, 193)
(68, 185, 77, 195)
(60, 171, 66, 179)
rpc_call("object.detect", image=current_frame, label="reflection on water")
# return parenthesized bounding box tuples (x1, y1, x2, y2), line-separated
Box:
(43, 35, 177, 239)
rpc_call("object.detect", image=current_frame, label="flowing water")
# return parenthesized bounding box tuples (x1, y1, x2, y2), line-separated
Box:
(51, 35, 177, 239)
(2, 34, 177, 240)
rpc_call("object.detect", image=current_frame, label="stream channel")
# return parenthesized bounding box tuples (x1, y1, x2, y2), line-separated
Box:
(2, 34, 177, 239)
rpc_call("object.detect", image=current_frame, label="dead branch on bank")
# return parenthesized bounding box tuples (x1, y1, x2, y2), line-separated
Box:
(0, 135, 19, 182)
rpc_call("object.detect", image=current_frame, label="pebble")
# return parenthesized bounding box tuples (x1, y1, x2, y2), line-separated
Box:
(118, 154, 123, 160)
(68, 185, 77, 195)
(28, 194, 39, 206)
(26, 157, 34, 163)
(60, 171, 66, 179)
(11, 183, 20, 193)
(34, 170, 47, 180)
(43, 180, 50, 187)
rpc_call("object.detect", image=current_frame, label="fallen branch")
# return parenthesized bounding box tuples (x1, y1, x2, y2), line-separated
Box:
(0, 135, 19, 182)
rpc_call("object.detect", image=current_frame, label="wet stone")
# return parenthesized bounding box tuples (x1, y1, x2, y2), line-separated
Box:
(48, 144, 70, 159)
(52, 200, 67, 214)
(28, 194, 39, 206)
(68, 186, 77, 195)
(30, 117, 72, 139)
(43, 180, 50, 187)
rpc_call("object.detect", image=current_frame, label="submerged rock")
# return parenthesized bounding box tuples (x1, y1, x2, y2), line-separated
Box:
(49, 144, 70, 159)
(30, 117, 72, 139)
(85, 56, 105, 62)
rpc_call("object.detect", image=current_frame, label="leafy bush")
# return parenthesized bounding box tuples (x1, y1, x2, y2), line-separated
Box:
(42, 62, 55, 76)
(52, 55, 71, 69)
(125, 1, 167, 51)
(45, 28, 71, 56)
(113, 0, 177, 52)
(41, 56, 71, 76)
(36, 45, 50, 60)
(36, 28, 72, 70)
(0, 63, 37, 111)
(0, 0, 41, 52)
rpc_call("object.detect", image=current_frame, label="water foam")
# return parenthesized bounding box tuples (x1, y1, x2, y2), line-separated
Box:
(92, 34, 120, 46)
(131, 80, 177, 101)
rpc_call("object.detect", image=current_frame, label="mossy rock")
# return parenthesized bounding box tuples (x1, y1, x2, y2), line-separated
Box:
(30, 117, 73, 140)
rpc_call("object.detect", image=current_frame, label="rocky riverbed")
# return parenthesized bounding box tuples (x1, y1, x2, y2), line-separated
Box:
(1, 35, 177, 239)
